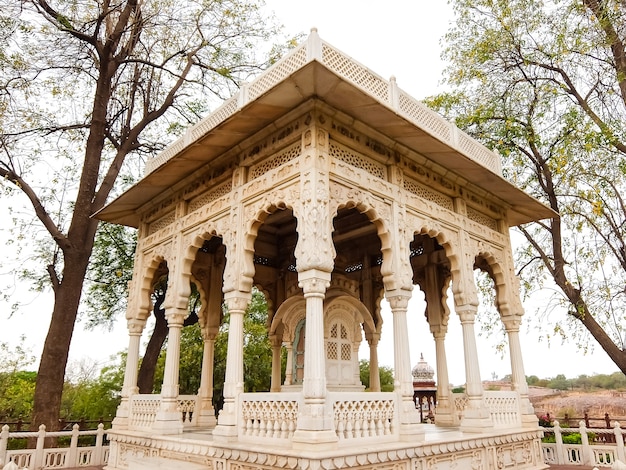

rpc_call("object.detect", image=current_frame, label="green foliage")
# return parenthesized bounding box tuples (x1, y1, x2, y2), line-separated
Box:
(84, 223, 137, 329)
(61, 355, 124, 422)
(0, 338, 36, 422)
(0, 370, 36, 422)
(359, 360, 395, 391)
(427, 0, 626, 368)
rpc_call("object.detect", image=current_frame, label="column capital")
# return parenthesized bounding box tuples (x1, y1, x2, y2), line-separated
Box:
(298, 269, 331, 295)
(386, 290, 412, 310)
(127, 318, 146, 335)
(165, 307, 188, 327)
(501, 315, 522, 332)
(201, 328, 217, 342)
(456, 304, 477, 323)
(223, 291, 251, 312)
(365, 332, 381, 345)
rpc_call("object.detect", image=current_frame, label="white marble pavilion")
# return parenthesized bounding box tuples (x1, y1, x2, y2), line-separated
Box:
(97, 30, 554, 470)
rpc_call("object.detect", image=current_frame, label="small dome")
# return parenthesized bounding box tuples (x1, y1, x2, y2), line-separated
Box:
(412, 353, 434, 382)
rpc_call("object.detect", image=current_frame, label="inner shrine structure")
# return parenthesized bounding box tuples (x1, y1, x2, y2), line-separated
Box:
(97, 29, 555, 470)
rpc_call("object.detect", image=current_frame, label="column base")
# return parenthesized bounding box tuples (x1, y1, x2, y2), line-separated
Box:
(460, 406, 493, 433)
(152, 410, 184, 435)
(212, 423, 238, 442)
(399, 423, 425, 442)
(195, 410, 217, 428)
(522, 413, 539, 428)
(433, 411, 456, 427)
(292, 429, 338, 450)
(111, 399, 132, 430)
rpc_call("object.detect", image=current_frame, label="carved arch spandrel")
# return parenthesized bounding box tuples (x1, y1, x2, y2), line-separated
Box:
(473, 242, 524, 319)
(328, 186, 393, 276)
(406, 213, 461, 328)
(241, 192, 299, 292)
(128, 250, 170, 323)
(178, 223, 228, 331)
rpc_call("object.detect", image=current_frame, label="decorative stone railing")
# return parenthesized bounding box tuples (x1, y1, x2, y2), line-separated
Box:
(452, 391, 521, 429)
(144, 31, 502, 177)
(128, 394, 198, 431)
(129, 394, 161, 430)
(484, 391, 521, 428)
(329, 392, 398, 443)
(238, 392, 300, 444)
(0, 423, 109, 469)
(237, 392, 398, 446)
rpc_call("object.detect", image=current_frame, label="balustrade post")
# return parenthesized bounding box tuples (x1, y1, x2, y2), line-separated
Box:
(34, 424, 46, 470)
(579, 421, 591, 465)
(68, 424, 79, 467)
(615, 422, 625, 462)
(0, 424, 8, 466)
(554, 420, 565, 465)
(94, 423, 105, 465)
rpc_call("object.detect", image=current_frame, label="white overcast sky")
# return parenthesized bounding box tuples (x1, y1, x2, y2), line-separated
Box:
(0, 0, 619, 384)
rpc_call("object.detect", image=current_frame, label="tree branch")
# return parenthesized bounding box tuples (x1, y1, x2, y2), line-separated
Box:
(0, 167, 71, 252)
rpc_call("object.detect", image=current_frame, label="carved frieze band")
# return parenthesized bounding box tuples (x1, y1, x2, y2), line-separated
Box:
(108, 430, 543, 470)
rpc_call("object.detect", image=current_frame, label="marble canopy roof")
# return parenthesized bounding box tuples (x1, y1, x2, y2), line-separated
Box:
(95, 29, 555, 227)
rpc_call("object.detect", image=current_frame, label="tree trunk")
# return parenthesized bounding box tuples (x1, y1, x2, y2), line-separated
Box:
(137, 308, 168, 394)
(30, 250, 92, 432)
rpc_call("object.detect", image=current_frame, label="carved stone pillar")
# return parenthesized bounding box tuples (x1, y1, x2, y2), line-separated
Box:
(153, 307, 187, 434)
(112, 318, 145, 430)
(503, 314, 538, 427)
(432, 329, 454, 426)
(270, 334, 283, 392)
(213, 292, 249, 440)
(457, 305, 493, 432)
(422, 262, 454, 425)
(387, 292, 424, 441)
(367, 334, 381, 392)
(292, 270, 337, 447)
(284, 342, 294, 386)
(195, 328, 217, 428)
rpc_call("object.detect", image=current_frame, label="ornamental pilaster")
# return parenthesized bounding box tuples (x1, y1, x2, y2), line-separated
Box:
(294, 122, 335, 274)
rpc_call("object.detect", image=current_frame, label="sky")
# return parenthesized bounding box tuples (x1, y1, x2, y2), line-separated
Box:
(0, 0, 621, 386)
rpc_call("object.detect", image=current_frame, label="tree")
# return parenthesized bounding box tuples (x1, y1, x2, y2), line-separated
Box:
(426, 0, 626, 373)
(359, 359, 394, 392)
(0, 0, 285, 431)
